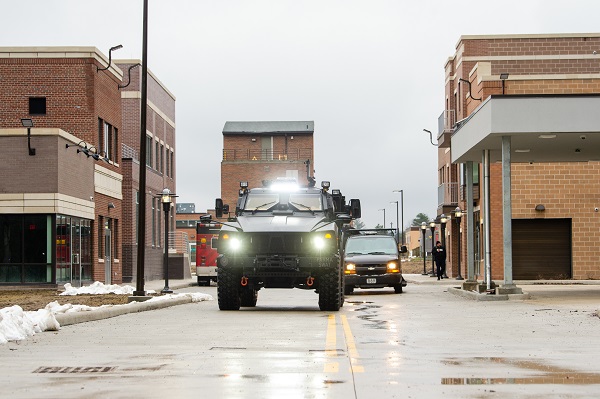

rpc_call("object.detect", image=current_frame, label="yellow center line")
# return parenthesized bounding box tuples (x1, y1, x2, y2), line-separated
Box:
(324, 314, 339, 373)
(341, 314, 364, 373)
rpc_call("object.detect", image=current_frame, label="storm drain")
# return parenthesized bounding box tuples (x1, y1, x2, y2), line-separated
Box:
(33, 366, 116, 374)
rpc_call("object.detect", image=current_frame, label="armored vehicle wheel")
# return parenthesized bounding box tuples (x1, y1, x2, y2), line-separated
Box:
(340, 269, 345, 307)
(240, 286, 258, 307)
(217, 267, 241, 310)
(318, 268, 342, 311)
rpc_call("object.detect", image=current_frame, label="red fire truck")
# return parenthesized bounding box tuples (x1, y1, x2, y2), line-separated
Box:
(196, 221, 221, 286)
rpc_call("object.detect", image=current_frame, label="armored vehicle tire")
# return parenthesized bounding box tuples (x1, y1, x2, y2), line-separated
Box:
(240, 287, 258, 307)
(318, 268, 342, 311)
(394, 284, 403, 294)
(344, 286, 354, 295)
(217, 267, 241, 310)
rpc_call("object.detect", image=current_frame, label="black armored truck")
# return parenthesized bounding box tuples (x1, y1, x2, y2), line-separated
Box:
(213, 179, 361, 311)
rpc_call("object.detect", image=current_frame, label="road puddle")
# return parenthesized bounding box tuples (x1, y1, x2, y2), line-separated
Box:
(442, 357, 600, 385)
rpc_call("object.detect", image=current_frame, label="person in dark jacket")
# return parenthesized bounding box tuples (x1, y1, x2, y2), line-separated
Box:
(432, 241, 446, 280)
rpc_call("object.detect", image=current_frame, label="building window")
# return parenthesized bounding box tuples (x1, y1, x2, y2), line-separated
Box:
(113, 219, 118, 259)
(146, 136, 153, 168)
(160, 144, 164, 174)
(155, 141, 160, 171)
(165, 150, 169, 177)
(157, 201, 162, 247)
(151, 198, 156, 247)
(29, 97, 46, 115)
(113, 127, 119, 163)
(170, 150, 174, 178)
(98, 216, 104, 259)
(98, 118, 103, 153)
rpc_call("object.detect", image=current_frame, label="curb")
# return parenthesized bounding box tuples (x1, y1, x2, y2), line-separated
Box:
(55, 296, 193, 326)
(448, 287, 531, 301)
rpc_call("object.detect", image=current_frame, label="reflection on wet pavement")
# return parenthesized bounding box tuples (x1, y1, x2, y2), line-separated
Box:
(442, 357, 600, 385)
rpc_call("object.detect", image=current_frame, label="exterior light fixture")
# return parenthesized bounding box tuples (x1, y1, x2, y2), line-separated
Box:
(539, 134, 557, 139)
(459, 78, 482, 101)
(379, 208, 386, 227)
(108, 202, 115, 210)
(500, 73, 509, 95)
(423, 129, 437, 146)
(97, 44, 123, 72)
(535, 204, 545, 212)
(429, 221, 436, 276)
(118, 63, 141, 89)
(159, 188, 178, 294)
(21, 118, 35, 155)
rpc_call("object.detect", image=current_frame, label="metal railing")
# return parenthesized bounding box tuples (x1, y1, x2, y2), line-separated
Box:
(438, 182, 459, 207)
(437, 110, 456, 138)
(168, 231, 189, 255)
(223, 148, 313, 161)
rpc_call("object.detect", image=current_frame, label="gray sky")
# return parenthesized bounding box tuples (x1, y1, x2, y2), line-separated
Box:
(2, 1, 599, 229)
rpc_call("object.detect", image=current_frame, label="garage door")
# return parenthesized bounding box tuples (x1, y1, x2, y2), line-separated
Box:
(512, 219, 572, 280)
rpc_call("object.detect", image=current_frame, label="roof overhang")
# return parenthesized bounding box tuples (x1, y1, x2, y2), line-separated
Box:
(451, 95, 600, 163)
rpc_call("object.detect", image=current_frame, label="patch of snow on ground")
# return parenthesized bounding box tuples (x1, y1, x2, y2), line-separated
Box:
(1, 282, 213, 345)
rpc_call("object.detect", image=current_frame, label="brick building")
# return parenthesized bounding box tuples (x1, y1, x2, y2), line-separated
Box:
(436, 34, 600, 287)
(0, 47, 176, 286)
(220, 121, 315, 210)
(116, 60, 177, 283)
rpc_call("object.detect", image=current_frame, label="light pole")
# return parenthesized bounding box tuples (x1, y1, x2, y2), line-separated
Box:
(429, 221, 436, 276)
(455, 206, 464, 280)
(420, 222, 427, 275)
(160, 188, 177, 294)
(390, 201, 399, 242)
(440, 214, 448, 278)
(379, 208, 386, 228)
(393, 190, 404, 245)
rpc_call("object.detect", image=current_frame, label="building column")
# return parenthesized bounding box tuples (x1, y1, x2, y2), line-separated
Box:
(465, 161, 475, 282)
(499, 136, 522, 294)
(483, 150, 492, 290)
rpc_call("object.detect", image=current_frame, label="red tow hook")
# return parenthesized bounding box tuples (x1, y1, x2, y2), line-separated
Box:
(307, 276, 315, 287)
(241, 276, 249, 287)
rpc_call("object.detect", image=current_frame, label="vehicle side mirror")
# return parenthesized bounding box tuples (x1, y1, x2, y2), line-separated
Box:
(399, 245, 408, 254)
(349, 199, 361, 219)
(215, 198, 224, 218)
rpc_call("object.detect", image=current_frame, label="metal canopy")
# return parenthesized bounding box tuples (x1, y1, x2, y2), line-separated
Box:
(451, 95, 600, 164)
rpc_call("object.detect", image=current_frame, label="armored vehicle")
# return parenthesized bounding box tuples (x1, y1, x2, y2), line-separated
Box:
(214, 180, 360, 311)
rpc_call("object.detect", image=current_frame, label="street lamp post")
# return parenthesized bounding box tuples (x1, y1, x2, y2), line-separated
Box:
(393, 190, 404, 245)
(379, 208, 386, 228)
(455, 206, 464, 280)
(429, 221, 436, 276)
(390, 201, 399, 242)
(440, 214, 448, 278)
(420, 222, 427, 275)
(160, 188, 177, 294)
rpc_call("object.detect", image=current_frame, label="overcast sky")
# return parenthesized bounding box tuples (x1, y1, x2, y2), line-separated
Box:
(2, 1, 599, 228)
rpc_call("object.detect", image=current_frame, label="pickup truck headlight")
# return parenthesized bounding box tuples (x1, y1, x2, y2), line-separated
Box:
(387, 261, 400, 273)
(345, 263, 356, 275)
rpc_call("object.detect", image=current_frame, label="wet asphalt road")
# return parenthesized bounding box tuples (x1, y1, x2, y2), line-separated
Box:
(1, 280, 600, 398)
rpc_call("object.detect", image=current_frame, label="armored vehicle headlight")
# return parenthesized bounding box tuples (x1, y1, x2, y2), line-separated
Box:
(387, 262, 399, 272)
(345, 263, 356, 274)
(313, 236, 325, 250)
(229, 237, 241, 251)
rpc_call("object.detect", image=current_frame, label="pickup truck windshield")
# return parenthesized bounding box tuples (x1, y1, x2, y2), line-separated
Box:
(345, 236, 397, 255)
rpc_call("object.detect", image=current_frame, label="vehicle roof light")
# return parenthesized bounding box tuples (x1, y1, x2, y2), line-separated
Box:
(240, 181, 249, 188)
(321, 181, 330, 189)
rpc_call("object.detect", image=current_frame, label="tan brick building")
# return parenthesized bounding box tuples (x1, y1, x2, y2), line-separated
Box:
(220, 121, 315, 211)
(437, 34, 600, 285)
(0, 47, 176, 286)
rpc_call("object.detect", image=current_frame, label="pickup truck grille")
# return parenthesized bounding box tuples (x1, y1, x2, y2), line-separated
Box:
(355, 264, 388, 276)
